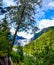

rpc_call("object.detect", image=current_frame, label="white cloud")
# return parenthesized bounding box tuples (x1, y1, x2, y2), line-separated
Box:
(41, 0, 54, 10)
(10, 29, 34, 39)
(35, 0, 54, 20)
(3, 0, 16, 7)
(10, 29, 15, 35)
(38, 19, 54, 29)
(48, 2, 54, 7)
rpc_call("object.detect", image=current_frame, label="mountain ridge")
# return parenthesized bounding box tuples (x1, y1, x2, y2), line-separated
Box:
(31, 26, 54, 41)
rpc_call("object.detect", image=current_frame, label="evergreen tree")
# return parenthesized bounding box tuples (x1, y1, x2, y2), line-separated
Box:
(0, 17, 13, 65)
(7, 0, 42, 64)
(0, 0, 42, 65)
(0, 17, 10, 54)
(8, 0, 41, 53)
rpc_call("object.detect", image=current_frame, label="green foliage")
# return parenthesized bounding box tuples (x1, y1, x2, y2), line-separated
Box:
(11, 51, 20, 63)
(11, 46, 24, 64)
(23, 30, 54, 65)
(12, 29, 54, 65)
(17, 46, 24, 62)
(0, 18, 11, 56)
(23, 56, 37, 65)
(12, 53, 38, 65)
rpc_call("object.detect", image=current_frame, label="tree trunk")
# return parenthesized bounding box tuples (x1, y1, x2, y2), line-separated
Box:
(0, 56, 13, 65)
(9, 5, 26, 65)
(8, 56, 13, 65)
(10, 5, 26, 50)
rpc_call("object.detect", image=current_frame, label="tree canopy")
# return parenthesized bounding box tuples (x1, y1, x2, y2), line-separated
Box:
(9, 0, 41, 32)
(7, 0, 42, 50)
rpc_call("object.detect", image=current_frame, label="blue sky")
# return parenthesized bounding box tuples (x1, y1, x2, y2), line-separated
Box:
(35, 0, 54, 29)
(0, 0, 54, 39)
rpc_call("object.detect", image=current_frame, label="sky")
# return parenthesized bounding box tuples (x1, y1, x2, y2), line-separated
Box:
(0, 0, 54, 39)
(35, 0, 54, 29)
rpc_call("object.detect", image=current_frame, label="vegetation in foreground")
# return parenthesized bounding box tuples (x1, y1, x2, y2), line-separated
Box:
(11, 29, 54, 65)
(0, 25, 54, 65)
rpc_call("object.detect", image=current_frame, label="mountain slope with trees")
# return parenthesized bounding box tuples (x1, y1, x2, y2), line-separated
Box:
(23, 29, 54, 65)
(12, 27, 54, 65)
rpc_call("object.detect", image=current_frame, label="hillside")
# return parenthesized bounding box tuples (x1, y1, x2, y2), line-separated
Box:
(23, 29, 54, 55)
(22, 29, 54, 65)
